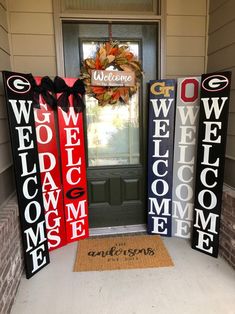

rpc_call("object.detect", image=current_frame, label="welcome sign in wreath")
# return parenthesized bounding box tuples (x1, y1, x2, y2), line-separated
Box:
(81, 41, 143, 106)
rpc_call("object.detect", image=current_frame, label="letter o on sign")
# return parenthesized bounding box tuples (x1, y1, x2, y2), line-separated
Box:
(24, 201, 42, 223)
(181, 78, 199, 103)
(198, 189, 217, 210)
(151, 179, 169, 196)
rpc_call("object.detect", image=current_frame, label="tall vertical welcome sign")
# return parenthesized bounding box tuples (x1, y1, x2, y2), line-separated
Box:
(34, 77, 67, 251)
(2, 71, 50, 278)
(172, 77, 200, 238)
(192, 72, 231, 257)
(147, 80, 176, 236)
(57, 78, 89, 243)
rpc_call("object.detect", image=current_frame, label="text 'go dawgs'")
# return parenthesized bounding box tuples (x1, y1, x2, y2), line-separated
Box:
(33, 77, 67, 251)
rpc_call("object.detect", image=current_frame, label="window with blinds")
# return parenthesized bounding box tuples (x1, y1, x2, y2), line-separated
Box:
(61, 0, 160, 15)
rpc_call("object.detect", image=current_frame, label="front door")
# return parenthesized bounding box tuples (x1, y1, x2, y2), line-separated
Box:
(62, 22, 158, 228)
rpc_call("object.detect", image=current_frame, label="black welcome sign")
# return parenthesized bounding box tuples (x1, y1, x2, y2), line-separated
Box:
(191, 72, 231, 257)
(2, 71, 50, 278)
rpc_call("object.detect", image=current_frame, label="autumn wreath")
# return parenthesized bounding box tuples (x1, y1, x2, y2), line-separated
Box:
(81, 42, 143, 106)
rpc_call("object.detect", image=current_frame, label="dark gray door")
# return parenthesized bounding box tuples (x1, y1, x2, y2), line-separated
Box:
(62, 22, 158, 228)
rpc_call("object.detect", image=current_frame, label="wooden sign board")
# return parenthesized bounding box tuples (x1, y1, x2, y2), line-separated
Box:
(147, 80, 176, 237)
(56, 78, 89, 243)
(172, 77, 200, 238)
(192, 72, 231, 257)
(34, 76, 67, 251)
(2, 71, 50, 278)
(91, 70, 135, 87)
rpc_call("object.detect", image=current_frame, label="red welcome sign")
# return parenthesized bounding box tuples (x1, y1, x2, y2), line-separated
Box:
(56, 78, 89, 243)
(34, 77, 67, 251)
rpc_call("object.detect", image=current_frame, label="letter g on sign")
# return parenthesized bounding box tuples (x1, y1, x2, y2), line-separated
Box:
(66, 187, 85, 199)
(7, 75, 31, 94)
(202, 75, 229, 92)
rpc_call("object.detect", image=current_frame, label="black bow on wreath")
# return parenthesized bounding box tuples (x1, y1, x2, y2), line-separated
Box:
(54, 76, 85, 113)
(28, 75, 57, 109)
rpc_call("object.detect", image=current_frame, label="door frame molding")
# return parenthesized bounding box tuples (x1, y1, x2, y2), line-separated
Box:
(52, 0, 166, 79)
(52, 0, 166, 231)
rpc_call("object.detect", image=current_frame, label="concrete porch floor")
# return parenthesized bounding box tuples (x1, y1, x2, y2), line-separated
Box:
(11, 236, 235, 314)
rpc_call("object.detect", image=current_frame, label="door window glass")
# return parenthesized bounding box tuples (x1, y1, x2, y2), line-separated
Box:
(82, 41, 140, 166)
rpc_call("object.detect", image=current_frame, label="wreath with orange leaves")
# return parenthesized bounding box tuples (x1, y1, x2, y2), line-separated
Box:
(81, 42, 143, 106)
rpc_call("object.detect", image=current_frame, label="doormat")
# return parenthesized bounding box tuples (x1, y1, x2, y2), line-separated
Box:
(73, 234, 174, 272)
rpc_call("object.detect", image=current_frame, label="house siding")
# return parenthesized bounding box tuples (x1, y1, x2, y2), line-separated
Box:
(207, 0, 235, 187)
(166, 0, 207, 78)
(8, 0, 57, 77)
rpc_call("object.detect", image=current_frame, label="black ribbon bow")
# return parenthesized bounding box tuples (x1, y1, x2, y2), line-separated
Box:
(28, 75, 57, 109)
(54, 76, 85, 113)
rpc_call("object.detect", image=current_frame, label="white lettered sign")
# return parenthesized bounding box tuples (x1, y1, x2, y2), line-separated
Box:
(172, 77, 200, 238)
(91, 70, 135, 87)
(147, 80, 176, 236)
(192, 72, 231, 257)
(2, 71, 50, 278)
